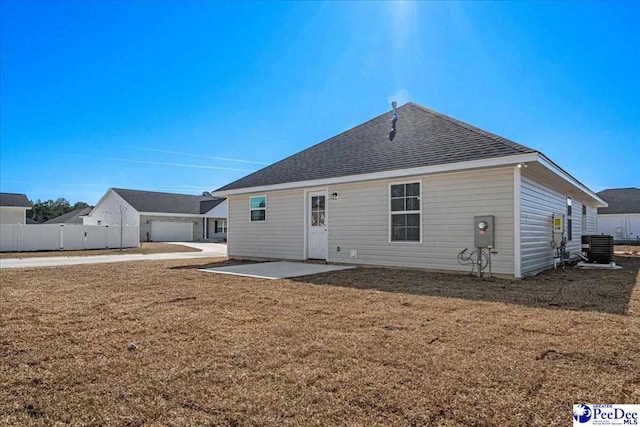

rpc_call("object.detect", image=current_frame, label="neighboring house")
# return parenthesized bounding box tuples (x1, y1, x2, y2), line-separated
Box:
(83, 188, 227, 242)
(44, 207, 93, 224)
(596, 188, 640, 244)
(213, 102, 606, 278)
(0, 192, 32, 224)
(201, 198, 228, 241)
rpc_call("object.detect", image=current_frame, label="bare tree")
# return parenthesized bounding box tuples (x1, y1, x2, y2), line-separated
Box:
(117, 203, 128, 251)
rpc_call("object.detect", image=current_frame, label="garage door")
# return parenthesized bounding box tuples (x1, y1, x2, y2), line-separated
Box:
(150, 221, 193, 242)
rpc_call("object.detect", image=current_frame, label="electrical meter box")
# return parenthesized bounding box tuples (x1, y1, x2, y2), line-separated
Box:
(474, 215, 495, 248)
(552, 213, 565, 248)
(552, 213, 564, 233)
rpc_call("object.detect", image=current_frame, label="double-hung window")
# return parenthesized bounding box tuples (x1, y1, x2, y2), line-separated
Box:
(390, 182, 421, 242)
(250, 196, 266, 221)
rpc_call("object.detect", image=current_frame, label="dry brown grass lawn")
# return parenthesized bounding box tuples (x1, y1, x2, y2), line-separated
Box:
(1, 256, 639, 426)
(0, 242, 201, 259)
(615, 245, 640, 256)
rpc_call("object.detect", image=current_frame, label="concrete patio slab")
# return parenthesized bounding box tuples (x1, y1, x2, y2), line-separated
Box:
(199, 261, 355, 279)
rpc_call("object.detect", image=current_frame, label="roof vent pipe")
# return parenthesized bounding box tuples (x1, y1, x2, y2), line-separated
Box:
(388, 101, 398, 141)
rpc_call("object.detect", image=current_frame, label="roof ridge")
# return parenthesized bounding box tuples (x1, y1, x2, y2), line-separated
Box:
(407, 102, 535, 154)
(229, 105, 403, 182)
(112, 187, 214, 199)
(215, 102, 558, 193)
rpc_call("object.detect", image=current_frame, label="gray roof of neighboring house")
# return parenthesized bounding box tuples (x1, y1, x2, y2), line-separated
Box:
(112, 188, 217, 215)
(26, 218, 39, 224)
(0, 192, 31, 207)
(596, 188, 640, 214)
(199, 198, 226, 214)
(216, 102, 536, 191)
(44, 207, 93, 224)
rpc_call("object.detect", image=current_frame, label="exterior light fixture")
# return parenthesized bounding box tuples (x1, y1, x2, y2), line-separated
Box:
(331, 192, 339, 200)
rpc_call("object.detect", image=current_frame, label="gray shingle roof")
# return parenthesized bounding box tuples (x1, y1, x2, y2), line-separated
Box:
(112, 188, 217, 215)
(0, 192, 31, 207)
(597, 188, 640, 214)
(44, 207, 93, 224)
(216, 102, 536, 191)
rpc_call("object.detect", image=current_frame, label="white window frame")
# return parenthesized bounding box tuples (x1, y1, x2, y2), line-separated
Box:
(388, 180, 422, 243)
(250, 195, 267, 222)
(581, 204, 587, 233)
(215, 219, 227, 233)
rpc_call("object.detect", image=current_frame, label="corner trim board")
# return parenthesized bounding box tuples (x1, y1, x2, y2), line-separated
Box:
(513, 166, 522, 279)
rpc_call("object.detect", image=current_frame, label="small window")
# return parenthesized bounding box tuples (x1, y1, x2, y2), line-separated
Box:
(250, 196, 266, 221)
(311, 196, 326, 226)
(215, 219, 227, 233)
(390, 182, 421, 242)
(566, 197, 572, 241)
(582, 204, 587, 232)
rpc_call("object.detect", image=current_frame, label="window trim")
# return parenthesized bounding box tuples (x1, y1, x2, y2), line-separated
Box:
(566, 196, 572, 241)
(581, 203, 587, 233)
(215, 219, 227, 234)
(249, 195, 267, 222)
(388, 180, 422, 244)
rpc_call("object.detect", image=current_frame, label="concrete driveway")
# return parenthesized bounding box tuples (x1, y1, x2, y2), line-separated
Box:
(171, 242, 228, 254)
(0, 243, 227, 269)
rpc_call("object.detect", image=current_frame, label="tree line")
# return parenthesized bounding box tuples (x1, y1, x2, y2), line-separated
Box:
(26, 191, 214, 223)
(27, 198, 92, 223)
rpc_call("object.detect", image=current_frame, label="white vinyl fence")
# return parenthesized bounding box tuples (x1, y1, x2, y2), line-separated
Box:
(0, 224, 139, 252)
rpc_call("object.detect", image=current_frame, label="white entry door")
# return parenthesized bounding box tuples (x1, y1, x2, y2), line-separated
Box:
(307, 191, 328, 260)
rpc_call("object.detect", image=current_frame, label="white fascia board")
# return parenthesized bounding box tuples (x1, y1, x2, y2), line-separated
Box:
(535, 154, 608, 207)
(138, 212, 204, 218)
(213, 152, 539, 196)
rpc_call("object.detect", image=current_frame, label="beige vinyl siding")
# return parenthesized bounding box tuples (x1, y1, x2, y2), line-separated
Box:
(520, 175, 565, 276)
(228, 190, 304, 260)
(586, 206, 598, 233)
(520, 174, 595, 276)
(567, 200, 581, 256)
(327, 167, 515, 275)
(0, 207, 26, 224)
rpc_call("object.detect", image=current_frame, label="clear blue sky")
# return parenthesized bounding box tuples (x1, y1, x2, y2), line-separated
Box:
(1, 1, 638, 204)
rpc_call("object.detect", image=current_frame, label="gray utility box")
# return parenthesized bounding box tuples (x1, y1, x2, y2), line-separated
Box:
(474, 215, 495, 248)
